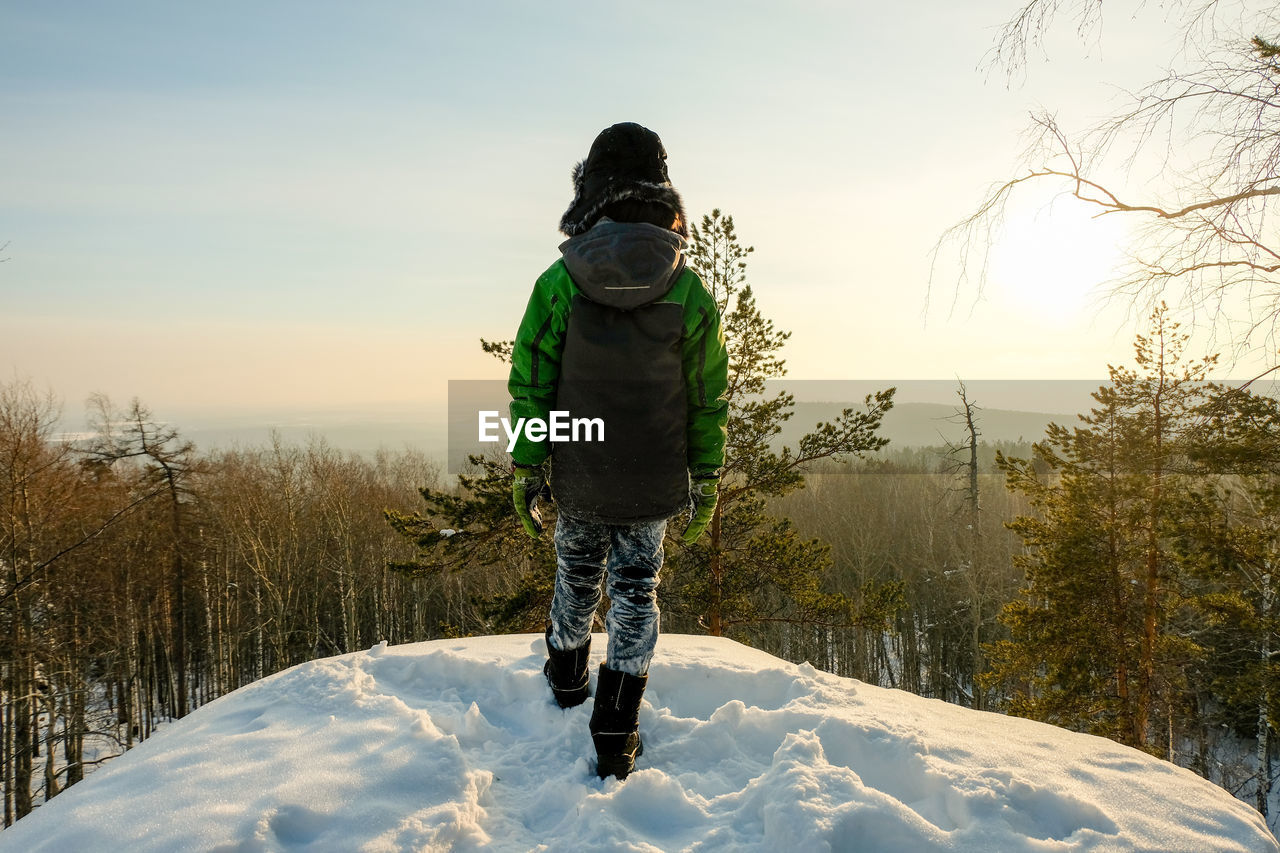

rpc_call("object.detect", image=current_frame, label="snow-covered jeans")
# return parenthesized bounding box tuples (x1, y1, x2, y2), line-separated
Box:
(548, 510, 667, 676)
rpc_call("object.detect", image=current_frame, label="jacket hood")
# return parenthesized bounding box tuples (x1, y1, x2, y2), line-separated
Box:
(558, 219, 687, 310)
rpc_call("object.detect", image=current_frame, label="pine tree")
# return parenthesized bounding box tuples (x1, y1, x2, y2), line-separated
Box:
(383, 452, 557, 636)
(986, 304, 1213, 750)
(1175, 382, 1280, 814)
(663, 210, 898, 639)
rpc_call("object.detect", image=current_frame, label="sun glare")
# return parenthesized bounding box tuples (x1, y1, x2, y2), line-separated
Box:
(987, 198, 1131, 325)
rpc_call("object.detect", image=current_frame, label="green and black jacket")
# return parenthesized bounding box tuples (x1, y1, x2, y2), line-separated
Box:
(508, 220, 729, 524)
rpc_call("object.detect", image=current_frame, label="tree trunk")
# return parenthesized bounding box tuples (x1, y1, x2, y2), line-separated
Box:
(254, 575, 264, 681)
(202, 557, 216, 703)
(4, 695, 12, 826)
(707, 501, 723, 637)
(65, 606, 85, 787)
(169, 484, 189, 719)
(1258, 571, 1272, 818)
(44, 689, 60, 801)
(12, 652, 32, 819)
(1137, 390, 1164, 748)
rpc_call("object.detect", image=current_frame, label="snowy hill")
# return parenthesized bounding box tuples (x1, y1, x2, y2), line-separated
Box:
(1, 635, 1274, 852)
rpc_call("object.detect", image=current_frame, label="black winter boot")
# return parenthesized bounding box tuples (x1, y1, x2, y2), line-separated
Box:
(590, 664, 647, 780)
(543, 625, 591, 709)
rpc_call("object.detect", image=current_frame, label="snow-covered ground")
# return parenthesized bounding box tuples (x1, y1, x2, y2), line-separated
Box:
(1, 634, 1274, 852)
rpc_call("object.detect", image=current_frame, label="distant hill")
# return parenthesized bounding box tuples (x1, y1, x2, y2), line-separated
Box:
(59, 380, 1274, 465)
(788, 401, 1071, 451)
(89, 398, 1074, 472)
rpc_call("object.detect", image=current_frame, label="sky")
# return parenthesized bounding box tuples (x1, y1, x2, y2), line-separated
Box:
(1, 1, 1264, 420)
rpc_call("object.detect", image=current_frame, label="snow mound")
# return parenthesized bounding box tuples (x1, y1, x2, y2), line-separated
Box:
(2, 634, 1273, 852)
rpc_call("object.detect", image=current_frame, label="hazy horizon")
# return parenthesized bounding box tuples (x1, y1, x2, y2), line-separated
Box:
(43, 378, 1279, 464)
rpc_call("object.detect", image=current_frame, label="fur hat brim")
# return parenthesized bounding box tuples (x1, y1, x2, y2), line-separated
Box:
(559, 123, 688, 238)
(559, 162, 688, 238)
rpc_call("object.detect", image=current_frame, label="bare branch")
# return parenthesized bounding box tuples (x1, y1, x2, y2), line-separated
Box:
(943, 12, 1280, 366)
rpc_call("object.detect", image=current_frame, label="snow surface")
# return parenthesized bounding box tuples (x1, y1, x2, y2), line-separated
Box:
(2, 634, 1275, 853)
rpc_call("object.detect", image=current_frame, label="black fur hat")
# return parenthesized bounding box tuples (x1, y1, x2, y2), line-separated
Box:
(559, 122, 688, 238)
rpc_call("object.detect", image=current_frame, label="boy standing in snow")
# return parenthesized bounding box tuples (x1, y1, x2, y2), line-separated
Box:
(506, 122, 728, 780)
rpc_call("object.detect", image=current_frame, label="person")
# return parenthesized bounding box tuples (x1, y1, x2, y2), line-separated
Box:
(506, 122, 728, 780)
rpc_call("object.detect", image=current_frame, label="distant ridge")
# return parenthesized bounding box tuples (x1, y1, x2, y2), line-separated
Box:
(69, 376, 1275, 461)
(788, 401, 1069, 451)
(60, 400, 1072, 462)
